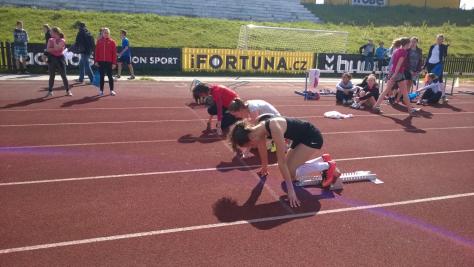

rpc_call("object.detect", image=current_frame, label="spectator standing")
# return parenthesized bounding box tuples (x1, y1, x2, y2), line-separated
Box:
(406, 37, 423, 92)
(13, 21, 29, 74)
(41, 24, 51, 64)
(116, 30, 135, 80)
(94, 28, 117, 96)
(45, 27, 70, 97)
(359, 39, 375, 71)
(375, 41, 387, 71)
(424, 34, 449, 102)
(74, 22, 95, 84)
(43, 24, 51, 45)
(98, 28, 104, 40)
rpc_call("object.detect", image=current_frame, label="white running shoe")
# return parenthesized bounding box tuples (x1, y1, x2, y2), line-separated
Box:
(351, 102, 360, 109)
(66, 90, 73, 96)
(45, 91, 53, 97)
(99, 91, 104, 96)
(110, 90, 116, 96)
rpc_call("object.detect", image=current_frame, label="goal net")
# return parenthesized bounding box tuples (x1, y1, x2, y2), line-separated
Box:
(237, 24, 348, 53)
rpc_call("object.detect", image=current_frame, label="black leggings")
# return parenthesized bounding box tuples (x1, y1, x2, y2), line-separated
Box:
(98, 61, 114, 91)
(422, 89, 442, 104)
(207, 104, 237, 130)
(336, 90, 353, 102)
(48, 55, 69, 92)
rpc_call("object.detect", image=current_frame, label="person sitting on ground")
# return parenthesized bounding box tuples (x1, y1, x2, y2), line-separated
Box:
(415, 73, 442, 105)
(192, 83, 239, 136)
(229, 115, 341, 208)
(335, 72, 354, 105)
(351, 74, 379, 110)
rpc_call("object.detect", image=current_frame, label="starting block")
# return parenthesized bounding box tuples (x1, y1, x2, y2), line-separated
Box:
(295, 171, 383, 191)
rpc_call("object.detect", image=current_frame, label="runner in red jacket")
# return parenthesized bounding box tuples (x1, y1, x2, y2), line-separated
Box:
(192, 83, 239, 135)
(94, 28, 117, 96)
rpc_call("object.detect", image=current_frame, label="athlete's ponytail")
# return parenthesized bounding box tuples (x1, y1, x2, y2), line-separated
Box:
(228, 98, 247, 112)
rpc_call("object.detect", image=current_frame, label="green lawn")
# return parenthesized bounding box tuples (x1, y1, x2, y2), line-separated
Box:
(1, 6, 473, 56)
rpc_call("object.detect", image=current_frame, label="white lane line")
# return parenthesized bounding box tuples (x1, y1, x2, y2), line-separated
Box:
(1, 102, 473, 112)
(1, 192, 473, 254)
(0, 107, 189, 111)
(0, 119, 206, 127)
(1, 126, 473, 150)
(1, 112, 474, 127)
(324, 126, 474, 135)
(0, 104, 340, 112)
(1, 149, 473, 186)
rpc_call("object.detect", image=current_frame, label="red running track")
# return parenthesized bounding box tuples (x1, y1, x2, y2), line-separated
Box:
(0, 80, 473, 266)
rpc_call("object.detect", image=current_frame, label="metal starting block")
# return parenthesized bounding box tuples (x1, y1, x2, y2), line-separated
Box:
(295, 171, 383, 190)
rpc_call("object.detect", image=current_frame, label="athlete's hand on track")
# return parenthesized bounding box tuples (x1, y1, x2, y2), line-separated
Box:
(287, 190, 301, 208)
(256, 167, 268, 177)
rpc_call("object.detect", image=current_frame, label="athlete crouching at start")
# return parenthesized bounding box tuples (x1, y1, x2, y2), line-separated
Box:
(229, 114, 340, 207)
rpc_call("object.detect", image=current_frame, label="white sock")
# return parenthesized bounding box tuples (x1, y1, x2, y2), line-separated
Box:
(295, 157, 329, 179)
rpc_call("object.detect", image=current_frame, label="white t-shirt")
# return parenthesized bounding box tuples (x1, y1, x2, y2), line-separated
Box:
(428, 45, 440, 64)
(423, 82, 441, 93)
(247, 100, 280, 116)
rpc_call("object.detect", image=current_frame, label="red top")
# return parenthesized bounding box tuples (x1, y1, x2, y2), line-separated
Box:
(390, 48, 408, 74)
(94, 37, 117, 64)
(210, 84, 238, 121)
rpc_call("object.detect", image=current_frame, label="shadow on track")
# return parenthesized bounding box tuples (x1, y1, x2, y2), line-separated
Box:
(1, 95, 63, 109)
(178, 130, 223, 144)
(213, 177, 328, 230)
(216, 150, 277, 172)
(61, 95, 105, 107)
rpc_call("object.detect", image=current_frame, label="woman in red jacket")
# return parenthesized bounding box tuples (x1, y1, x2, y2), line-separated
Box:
(94, 28, 117, 96)
(192, 83, 239, 135)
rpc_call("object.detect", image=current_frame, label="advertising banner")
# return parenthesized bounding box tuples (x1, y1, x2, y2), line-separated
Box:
(352, 0, 386, 7)
(317, 53, 377, 74)
(183, 48, 314, 74)
(13, 43, 182, 72)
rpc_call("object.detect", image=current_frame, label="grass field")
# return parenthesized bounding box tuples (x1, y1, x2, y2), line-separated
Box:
(0, 6, 473, 56)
